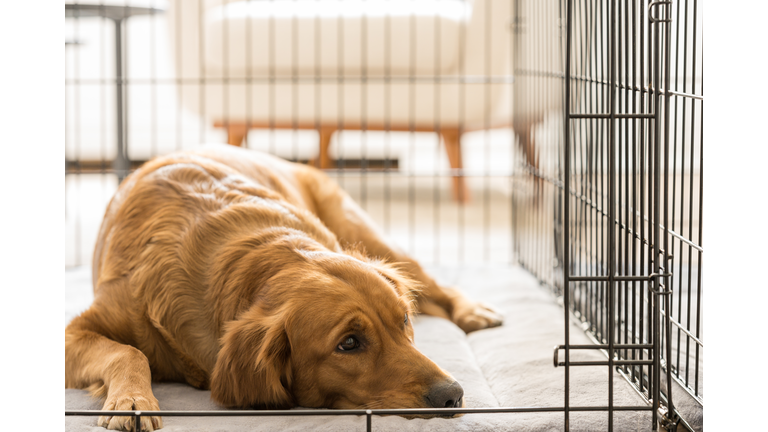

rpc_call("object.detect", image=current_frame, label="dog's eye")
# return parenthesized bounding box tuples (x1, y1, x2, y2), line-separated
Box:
(404, 313, 409, 326)
(337, 336, 359, 352)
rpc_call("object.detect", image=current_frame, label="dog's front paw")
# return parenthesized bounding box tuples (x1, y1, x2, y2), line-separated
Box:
(452, 302, 503, 333)
(98, 391, 163, 431)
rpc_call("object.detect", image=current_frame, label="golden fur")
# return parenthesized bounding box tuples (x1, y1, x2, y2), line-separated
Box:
(65, 144, 502, 431)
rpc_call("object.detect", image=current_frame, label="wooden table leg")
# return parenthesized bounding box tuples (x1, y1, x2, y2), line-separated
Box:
(441, 129, 470, 204)
(309, 128, 335, 169)
(226, 123, 248, 147)
(318, 128, 335, 169)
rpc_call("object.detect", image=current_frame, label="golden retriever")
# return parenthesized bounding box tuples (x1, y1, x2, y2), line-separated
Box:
(65, 144, 503, 431)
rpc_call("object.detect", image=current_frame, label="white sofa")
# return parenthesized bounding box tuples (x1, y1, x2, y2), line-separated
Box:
(167, 0, 560, 201)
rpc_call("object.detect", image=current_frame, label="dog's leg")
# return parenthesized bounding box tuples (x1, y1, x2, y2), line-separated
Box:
(301, 169, 503, 333)
(66, 311, 163, 431)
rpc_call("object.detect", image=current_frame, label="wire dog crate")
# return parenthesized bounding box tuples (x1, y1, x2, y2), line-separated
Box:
(65, 0, 702, 430)
(513, 0, 703, 430)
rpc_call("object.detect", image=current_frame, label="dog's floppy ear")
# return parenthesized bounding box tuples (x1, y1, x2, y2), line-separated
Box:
(370, 261, 422, 307)
(210, 306, 293, 408)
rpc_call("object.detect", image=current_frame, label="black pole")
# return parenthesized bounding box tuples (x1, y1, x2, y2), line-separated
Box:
(113, 17, 129, 183)
(563, 0, 573, 430)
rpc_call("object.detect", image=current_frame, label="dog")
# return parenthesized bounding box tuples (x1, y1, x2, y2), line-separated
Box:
(65, 144, 503, 431)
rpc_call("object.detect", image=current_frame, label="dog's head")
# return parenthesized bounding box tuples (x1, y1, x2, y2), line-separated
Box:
(210, 242, 463, 413)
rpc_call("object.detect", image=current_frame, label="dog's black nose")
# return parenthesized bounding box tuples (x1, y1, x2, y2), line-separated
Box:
(425, 380, 464, 408)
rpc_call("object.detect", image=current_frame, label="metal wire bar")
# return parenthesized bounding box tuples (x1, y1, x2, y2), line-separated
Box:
(558, 344, 654, 349)
(66, 403, 657, 431)
(557, 360, 655, 366)
(516, 70, 704, 100)
(563, 0, 574, 429)
(569, 113, 655, 118)
(67, 405, 656, 418)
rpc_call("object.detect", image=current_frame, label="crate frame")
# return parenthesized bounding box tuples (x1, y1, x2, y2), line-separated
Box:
(64, 1, 703, 430)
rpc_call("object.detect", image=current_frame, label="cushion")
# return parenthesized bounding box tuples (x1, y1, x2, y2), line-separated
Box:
(65, 265, 652, 431)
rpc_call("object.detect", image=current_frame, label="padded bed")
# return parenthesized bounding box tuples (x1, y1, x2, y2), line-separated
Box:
(65, 265, 654, 431)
